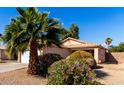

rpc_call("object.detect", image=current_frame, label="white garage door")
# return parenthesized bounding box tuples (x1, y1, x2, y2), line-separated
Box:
(21, 51, 29, 64)
(21, 50, 41, 64)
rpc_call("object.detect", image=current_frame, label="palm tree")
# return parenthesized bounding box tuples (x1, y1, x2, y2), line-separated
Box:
(3, 19, 23, 63)
(3, 7, 62, 75)
(105, 37, 113, 51)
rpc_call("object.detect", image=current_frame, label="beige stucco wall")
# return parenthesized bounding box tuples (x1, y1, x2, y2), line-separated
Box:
(63, 39, 83, 46)
(43, 46, 106, 64)
(99, 48, 105, 62)
(94, 48, 99, 63)
(43, 47, 72, 58)
(94, 48, 105, 63)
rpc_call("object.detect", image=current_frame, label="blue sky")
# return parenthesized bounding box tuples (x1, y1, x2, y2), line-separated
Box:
(0, 7, 124, 46)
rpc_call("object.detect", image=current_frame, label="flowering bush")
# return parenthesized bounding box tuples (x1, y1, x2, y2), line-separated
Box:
(48, 59, 100, 85)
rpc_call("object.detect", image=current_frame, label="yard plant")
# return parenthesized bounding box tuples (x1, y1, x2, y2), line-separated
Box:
(3, 7, 63, 75)
(39, 53, 63, 76)
(48, 59, 99, 85)
(66, 51, 97, 68)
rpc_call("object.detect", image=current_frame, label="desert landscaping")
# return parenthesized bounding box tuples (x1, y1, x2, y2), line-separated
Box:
(0, 62, 124, 85)
(0, 7, 124, 85)
(0, 68, 47, 85)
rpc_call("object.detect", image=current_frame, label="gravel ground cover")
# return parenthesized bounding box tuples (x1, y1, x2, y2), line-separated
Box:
(1, 63, 124, 85)
(0, 68, 47, 85)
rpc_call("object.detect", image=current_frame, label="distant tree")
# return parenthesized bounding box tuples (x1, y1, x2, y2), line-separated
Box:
(109, 45, 119, 52)
(105, 37, 113, 50)
(109, 42, 124, 52)
(62, 24, 79, 40)
(69, 24, 79, 39)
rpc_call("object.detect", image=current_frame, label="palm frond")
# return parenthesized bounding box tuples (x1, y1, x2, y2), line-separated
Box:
(16, 7, 25, 17)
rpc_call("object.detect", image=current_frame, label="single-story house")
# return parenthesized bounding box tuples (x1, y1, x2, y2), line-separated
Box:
(21, 37, 106, 64)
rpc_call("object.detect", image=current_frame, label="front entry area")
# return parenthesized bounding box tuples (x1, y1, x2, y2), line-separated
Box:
(70, 47, 105, 63)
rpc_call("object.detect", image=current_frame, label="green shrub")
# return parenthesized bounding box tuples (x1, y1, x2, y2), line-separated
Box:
(86, 58, 97, 69)
(39, 53, 63, 76)
(66, 51, 97, 68)
(48, 59, 100, 85)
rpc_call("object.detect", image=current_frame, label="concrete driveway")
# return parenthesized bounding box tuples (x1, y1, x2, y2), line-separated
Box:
(95, 63, 124, 85)
(0, 62, 28, 73)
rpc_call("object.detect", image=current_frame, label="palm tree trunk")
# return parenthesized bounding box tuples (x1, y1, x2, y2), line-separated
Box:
(17, 50, 21, 63)
(27, 42, 40, 75)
